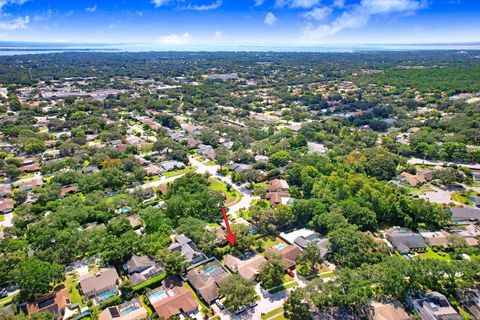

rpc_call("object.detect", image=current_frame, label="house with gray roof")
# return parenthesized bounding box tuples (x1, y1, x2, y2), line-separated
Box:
(450, 207, 480, 223)
(186, 260, 229, 304)
(124, 255, 165, 286)
(79, 268, 120, 303)
(168, 234, 206, 265)
(386, 227, 427, 254)
(407, 291, 461, 320)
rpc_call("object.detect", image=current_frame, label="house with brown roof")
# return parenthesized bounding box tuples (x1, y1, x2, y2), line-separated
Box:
(419, 230, 450, 249)
(264, 179, 289, 193)
(26, 285, 71, 319)
(20, 162, 40, 173)
(398, 172, 426, 187)
(60, 185, 79, 197)
(0, 184, 12, 198)
(224, 251, 267, 281)
(368, 301, 411, 320)
(158, 183, 169, 195)
(17, 177, 43, 191)
(99, 298, 148, 320)
(79, 267, 120, 303)
(147, 276, 199, 319)
(0, 198, 14, 214)
(267, 243, 302, 269)
(186, 260, 230, 304)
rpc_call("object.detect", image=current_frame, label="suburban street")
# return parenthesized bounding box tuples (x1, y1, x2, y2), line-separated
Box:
(408, 157, 480, 170)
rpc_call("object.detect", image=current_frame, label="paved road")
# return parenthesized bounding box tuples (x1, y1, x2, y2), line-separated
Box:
(408, 157, 480, 170)
(0, 211, 13, 228)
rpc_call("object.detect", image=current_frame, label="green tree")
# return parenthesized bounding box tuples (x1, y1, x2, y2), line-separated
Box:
(218, 274, 257, 313)
(13, 258, 63, 300)
(258, 254, 285, 290)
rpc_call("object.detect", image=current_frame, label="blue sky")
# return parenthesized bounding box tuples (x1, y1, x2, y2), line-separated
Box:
(0, 0, 479, 45)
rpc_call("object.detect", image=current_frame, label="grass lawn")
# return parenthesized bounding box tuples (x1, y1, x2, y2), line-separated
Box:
(319, 271, 335, 279)
(261, 306, 284, 320)
(420, 247, 451, 261)
(451, 191, 473, 205)
(208, 178, 241, 206)
(408, 185, 435, 195)
(267, 280, 298, 294)
(255, 236, 283, 252)
(132, 272, 167, 292)
(143, 175, 160, 183)
(0, 292, 19, 307)
(163, 166, 196, 178)
(205, 160, 216, 166)
(19, 173, 36, 180)
(65, 275, 85, 307)
(0, 215, 4, 222)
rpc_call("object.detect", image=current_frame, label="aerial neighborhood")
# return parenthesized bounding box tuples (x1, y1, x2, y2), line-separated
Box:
(0, 50, 480, 320)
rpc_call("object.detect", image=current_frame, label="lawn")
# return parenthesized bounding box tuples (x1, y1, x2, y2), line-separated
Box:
(0, 292, 19, 307)
(143, 175, 160, 183)
(132, 272, 167, 292)
(255, 236, 283, 253)
(0, 215, 4, 222)
(319, 271, 335, 279)
(65, 275, 85, 307)
(163, 166, 196, 178)
(451, 191, 473, 205)
(420, 247, 451, 261)
(265, 274, 298, 294)
(261, 306, 284, 320)
(408, 185, 435, 195)
(208, 178, 241, 206)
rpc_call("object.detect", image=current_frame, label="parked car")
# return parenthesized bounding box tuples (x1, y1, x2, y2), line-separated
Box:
(286, 269, 295, 277)
(0, 290, 7, 299)
(234, 306, 247, 314)
(249, 301, 258, 308)
(215, 299, 224, 310)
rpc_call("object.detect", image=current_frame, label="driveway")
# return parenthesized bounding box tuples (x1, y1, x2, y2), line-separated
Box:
(211, 283, 289, 320)
(420, 184, 462, 205)
(0, 211, 13, 228)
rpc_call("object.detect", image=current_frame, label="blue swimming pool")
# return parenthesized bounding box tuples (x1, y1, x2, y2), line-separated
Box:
(121, 305, 139, 316)
(98, 290, 117, 301)
(274, 243, 287, 250)
(205, 265, 218, 273)
(149, 290, 167, 302)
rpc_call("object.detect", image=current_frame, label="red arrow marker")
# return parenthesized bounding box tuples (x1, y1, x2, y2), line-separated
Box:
(222, 207, 236, 246)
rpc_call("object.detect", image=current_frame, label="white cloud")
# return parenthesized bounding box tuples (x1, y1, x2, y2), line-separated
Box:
(64, 10, 74, 17)
(151, 0, 173, 7)
(302, 6, 332, 21)
(301, 0, 427, 42)
(33, 9, 53, 22)
(254, 0, 265, 6)
(187, 0, 222, 11)
(214, 30, 224, 40)
(0, 15, 29, 30)
(0, 0, 28, 12)
(275, 0, 320, 8)
(333, 0, 345, 8)
(85, 4, 97, 12)
(264, 11, 277, 25)
(157, 32, 191, 45)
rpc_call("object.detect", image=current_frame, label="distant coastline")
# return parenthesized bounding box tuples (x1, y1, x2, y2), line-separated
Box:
(1, 41, 480, 56)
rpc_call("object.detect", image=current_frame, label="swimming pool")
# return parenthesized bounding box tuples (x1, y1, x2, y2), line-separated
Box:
(205, 265, 218, 274)
(98, 290, 117, 301)
(274, 243, 287, 250)
(149, 290, 167, 303)
(121, 305, 139, 316)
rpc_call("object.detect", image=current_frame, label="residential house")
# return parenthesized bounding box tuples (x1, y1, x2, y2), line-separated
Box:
(0, 184, 12, 198)
(79, 267, 120, 303)
(254, 155, 269, 163)
(307, 142, 328, 155)
(60, 185, 79, 197)
(127, 215, 143, 230)
(419, 230, 450, 249)
(26, 285, 71, 320)
(99, 298, 148, 320)
(229, 163, 252, 174)
(398, 172, 426, 187)
(124, 255, 165, 287)
(407, 291, 461, 320)
(0, 198, 14, 214)
(385, 227, 427, 254)
(168, 234, 206, 265)
(20, 162, 40, 173)
(145, 164, 162, 176)
(456, 288, 480, 320)
(146, 276, 199, 319)
(368, 301, 411, 320)
(264, 179, 289, 192)
(160, 160, 185, 172)
(158, 183, 169, 195)
(17, 177, 43, 191)
(265, 192, 292, 208)
(224, 251, 267, 281)
(186, 260, 229, 304)
(267, 243, 302, 269)
(450, 207, 480, 223)
(280, 228, 330, 259)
